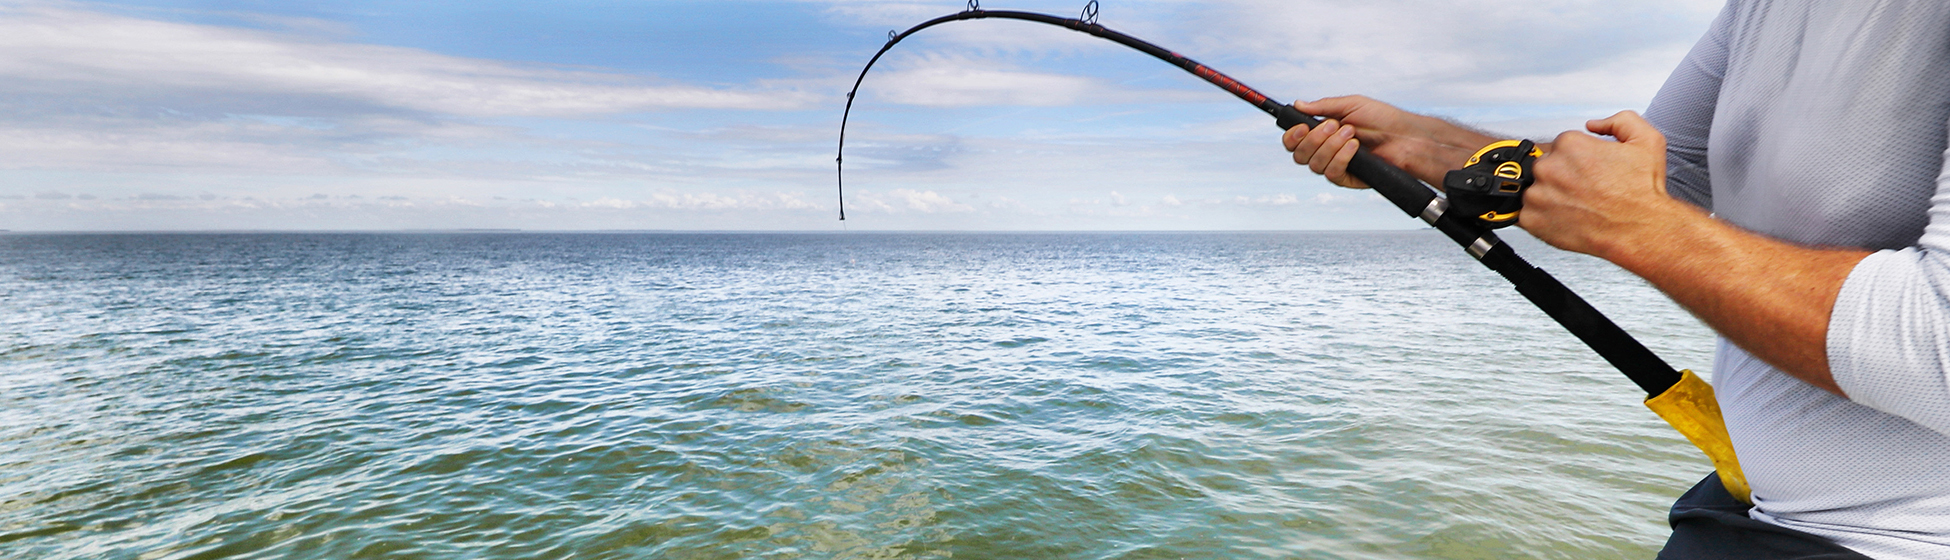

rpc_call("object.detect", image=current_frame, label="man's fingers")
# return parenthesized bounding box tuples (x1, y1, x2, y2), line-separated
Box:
(1585, 110, 1665, 150)
(1309, 123, 1357, 176)
(1324, 137, 1366, 188)
(1292, 119, 1339, 167)
(1584, 110, 1640, 136)
(1284, 118, 1364, 188)
(1552, 129, 1593, 150)
(1282, 123, 1312, 152)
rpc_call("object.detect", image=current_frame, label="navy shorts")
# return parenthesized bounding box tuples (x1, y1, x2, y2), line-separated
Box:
(1657, 473, 1872, 559)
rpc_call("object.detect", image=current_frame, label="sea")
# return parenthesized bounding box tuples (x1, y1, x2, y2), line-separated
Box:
(0, 231, 1719, 559)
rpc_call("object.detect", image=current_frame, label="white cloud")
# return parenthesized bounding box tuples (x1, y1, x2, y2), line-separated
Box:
(817, 0, 1183, 50)
(1241, 193, 1301, 207)
(1440, 44, 1698, 107)
(817, 0, 1720, 111)
(0, 1, 853, 183)
(0, 188, 828, 221)
(859, 52, 1208, 108)
(0, 114, 507, 173)
(631, 191, 822, 211)
(0, 2, 808, 117)
(866, 60, 1101, 107)
(845, 188, 974, 214)
(1180, 0, 1721, 109)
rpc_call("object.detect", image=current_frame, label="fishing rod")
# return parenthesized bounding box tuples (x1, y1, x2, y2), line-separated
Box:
(837, 1, 1750, 502)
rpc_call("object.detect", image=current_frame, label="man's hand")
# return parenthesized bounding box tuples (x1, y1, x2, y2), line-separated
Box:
(1280, 96, 1500, 187)
(1523, 111, 1690, 259)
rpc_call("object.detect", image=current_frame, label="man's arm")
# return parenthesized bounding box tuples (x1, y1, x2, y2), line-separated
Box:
(1523, 112, 1871, 395)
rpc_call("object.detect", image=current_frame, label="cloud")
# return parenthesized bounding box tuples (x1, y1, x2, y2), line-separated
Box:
(865, 58, 1106, 107)
(818, 1, 1175, 49)
(813, 0, 1720, 111)
(0, 2, 808, 119)
(0, 1, 853, 181)
(604, 191, 822, 212)
(1179, 0, 1721, 109)
(806, 0, 1725, 144)
(0, 114, 489, 173)
(1240, 193, 1301, 207)
(857, 52, 1210, 108)
(1439, 44, 1697, 107)
(845, 188, 974, 214)
(1, 189, 823, 212)
(1307, 191, 1390, 205)
(1061, 190, 1345, 213)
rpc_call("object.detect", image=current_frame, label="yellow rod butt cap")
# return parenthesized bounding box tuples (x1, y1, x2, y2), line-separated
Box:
(1645, 369, 1752, 504)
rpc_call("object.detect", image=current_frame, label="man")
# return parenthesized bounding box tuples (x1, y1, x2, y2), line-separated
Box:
(1281, 2, 1950, 559)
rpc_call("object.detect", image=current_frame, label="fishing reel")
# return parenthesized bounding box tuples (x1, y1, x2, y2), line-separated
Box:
(1442, 139, 1542, 229)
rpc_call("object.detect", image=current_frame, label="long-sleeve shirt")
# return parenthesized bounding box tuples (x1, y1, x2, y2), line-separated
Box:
(1642, 1, 1950, 558)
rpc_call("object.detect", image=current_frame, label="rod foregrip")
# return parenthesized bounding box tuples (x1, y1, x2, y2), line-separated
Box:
(1271, 103, 1436, 219)
(1347, 150, 1437, 218)
(1272, 103, 1319, 131)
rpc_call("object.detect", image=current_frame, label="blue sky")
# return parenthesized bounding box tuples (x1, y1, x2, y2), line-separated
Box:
(0, 0, 1723, 231)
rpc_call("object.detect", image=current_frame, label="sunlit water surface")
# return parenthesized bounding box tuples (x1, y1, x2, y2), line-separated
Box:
(0, 232, 1717, 559)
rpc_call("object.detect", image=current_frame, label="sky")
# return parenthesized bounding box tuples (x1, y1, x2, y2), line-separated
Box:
(0, 0, 1725, 231)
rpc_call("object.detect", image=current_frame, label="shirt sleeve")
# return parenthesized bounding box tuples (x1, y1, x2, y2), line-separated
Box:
(1828, 133, 1950, 437)
(1644, 2, 1733, 210)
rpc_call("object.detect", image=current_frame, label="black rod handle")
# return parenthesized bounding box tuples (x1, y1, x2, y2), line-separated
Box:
(1270, 104, 1435, 218)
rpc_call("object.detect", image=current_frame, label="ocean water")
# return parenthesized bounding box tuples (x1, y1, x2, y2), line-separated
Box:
(0, 232, 1718, 559)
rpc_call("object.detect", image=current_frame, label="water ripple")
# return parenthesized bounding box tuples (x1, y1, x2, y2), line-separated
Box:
(0, 232, 1716, 559)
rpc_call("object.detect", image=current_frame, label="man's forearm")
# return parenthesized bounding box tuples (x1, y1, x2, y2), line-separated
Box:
(1395, 114, 1499, 185)
(1596, 204, 1871, 395)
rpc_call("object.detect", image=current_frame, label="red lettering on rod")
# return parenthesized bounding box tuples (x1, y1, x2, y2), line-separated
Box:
(1192, 65, 1267, 106)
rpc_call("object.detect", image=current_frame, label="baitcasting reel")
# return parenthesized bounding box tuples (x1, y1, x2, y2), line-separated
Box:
(1442, 139, 1542, 228)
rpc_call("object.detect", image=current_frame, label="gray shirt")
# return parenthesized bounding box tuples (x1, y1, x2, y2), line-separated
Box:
(1643, 1, 1950, 558)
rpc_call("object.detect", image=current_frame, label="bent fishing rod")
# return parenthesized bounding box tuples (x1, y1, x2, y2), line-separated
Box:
(838, 1, 1750, 501)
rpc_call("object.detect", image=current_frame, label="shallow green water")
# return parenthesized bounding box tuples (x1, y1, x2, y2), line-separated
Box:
(0, 232, 1717, 559)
